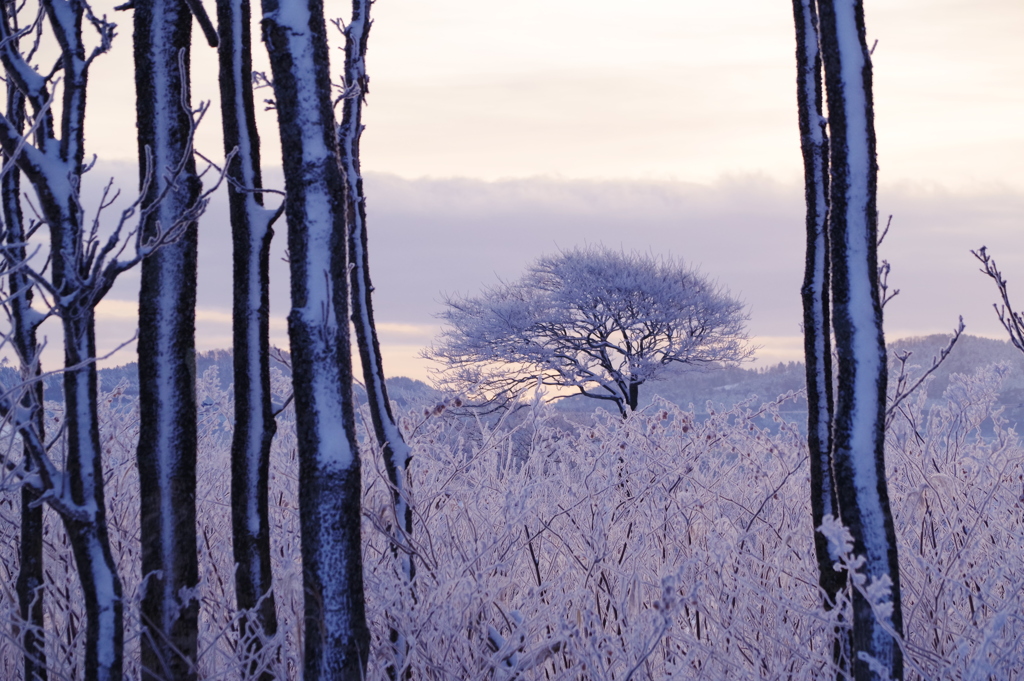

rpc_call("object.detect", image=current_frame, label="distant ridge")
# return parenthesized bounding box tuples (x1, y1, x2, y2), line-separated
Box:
(0, 348, 437, 409)
(5, 335, 1022, 422)
(552, 334, 1024, 426)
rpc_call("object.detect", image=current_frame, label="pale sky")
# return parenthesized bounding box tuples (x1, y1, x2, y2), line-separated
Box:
(34, 0, 1024, 381)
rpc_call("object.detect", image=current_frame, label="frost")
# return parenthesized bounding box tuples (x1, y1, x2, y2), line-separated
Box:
(818, 513, 854, 565)
(0, 369, 1021, 677)
(429, 245, 751, 415)
(858, 651, 894, 681)
(864, 573, 894, 621)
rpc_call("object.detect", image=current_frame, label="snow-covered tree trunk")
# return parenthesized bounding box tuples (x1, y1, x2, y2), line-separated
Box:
(0, 1, 125, 677)
(817, 1, 904, 678)
(0, 113, 126, 681)
(792, 1, 852, 673)
(262, 0, 370, 676)
(337, 2, 413, 674)
(133, 0, 202, 676)
(215, 0, 280, 673)
(2, 84, 47, 681)
(792, 0, 845, 611)
(60, 327, 126, 681)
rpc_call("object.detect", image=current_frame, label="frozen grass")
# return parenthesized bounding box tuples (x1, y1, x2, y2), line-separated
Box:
(1, 364, 1021, 679)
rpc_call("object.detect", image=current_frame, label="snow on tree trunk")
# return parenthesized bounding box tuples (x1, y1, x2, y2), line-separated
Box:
(817, 0, 904, 678)
(792, 0, 845, 609)
(262, 0, 370, 676)
(61, 313, 125, 681)
(0, 1, 125, 676)
(337, 2, 414, 673)
(215, 0, 280, 673)
(133, 0, 202, 676)
(2, 84, 47, 681)
(792, 1, 853, 672)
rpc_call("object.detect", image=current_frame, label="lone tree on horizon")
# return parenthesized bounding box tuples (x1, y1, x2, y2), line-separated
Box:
(427, 245, 752, 417)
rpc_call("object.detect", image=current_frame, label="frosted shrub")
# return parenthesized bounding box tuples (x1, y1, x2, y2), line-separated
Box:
(361, 393, 839, 680)
(0, 368, 305, 680)
(1, 364, 1021, 679)
(887, 364, 1024, 679)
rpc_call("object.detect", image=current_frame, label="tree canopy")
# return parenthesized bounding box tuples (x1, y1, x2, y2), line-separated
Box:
(428, 246, 752, 415)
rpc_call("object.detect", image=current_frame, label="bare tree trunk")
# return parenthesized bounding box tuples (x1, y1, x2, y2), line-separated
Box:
(627, 382, 640, 412)
(2, 82, 47, 681)
(262, 0, 370, 676)
(133, 0, 202, 676)
(817, 1, 904, 678)
(215, 0, 281, 674)
(336, 2, 413, 674)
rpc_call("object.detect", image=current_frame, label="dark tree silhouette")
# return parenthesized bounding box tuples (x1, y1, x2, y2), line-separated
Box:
(973, 247, 1024, 356)
(1, 75, 46, 681)
(0, 0, 132, 676)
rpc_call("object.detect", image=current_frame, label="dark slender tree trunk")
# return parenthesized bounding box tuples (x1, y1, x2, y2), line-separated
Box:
(337, 2, 413, 674)
(817, 1, 904, 678)
(216, 0, 280, 674)
(792, 0, 850, 672)
(627, 382, 640, 412)
(133, 0, 201, 676)
(262, 0, 370, 676)
(2, 83, 47, 681)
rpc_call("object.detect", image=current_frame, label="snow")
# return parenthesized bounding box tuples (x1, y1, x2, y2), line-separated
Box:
(19, 305, 47, 330)
(137, 0, 205, 637)
(289, 165, 353, 472)
(272, 0, 333, 166)
(831, 2, 898, 653)
(244, 249, 266, 535)
(797, 0, 834, 519)
(310, 366, 355, 470)
(265, 0, 359, 470)
(149, 217, 192, 632)
(89, 538, 119, 670)
(219, 0, 278, 538)
(834, 0, 887, 560)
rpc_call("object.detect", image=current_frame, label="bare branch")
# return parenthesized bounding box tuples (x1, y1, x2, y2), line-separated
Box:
(972, 246, 1024, 354)
(885, 316, 965, 427)
(181, 0, 218, 48)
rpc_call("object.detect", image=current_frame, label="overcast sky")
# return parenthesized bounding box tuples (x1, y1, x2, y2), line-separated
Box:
(51, 0, 1024, 380)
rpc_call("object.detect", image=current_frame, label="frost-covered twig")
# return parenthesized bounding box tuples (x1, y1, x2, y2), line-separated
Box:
(973, 246, 1024, 355)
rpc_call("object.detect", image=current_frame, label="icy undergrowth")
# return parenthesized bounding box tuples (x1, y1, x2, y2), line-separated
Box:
(0, 364, 1021, 679)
